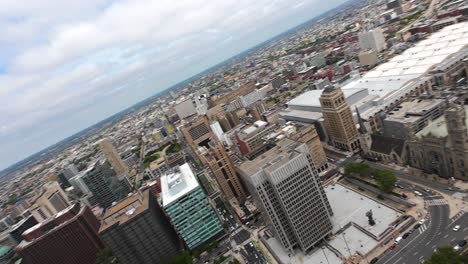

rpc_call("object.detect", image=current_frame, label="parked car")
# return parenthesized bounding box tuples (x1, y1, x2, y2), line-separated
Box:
(419, 219, 426, 225)
(413, 223, 421, 229)
(370, 257, 379, 264)
(414, 191, 423, 196)
(395, 236, 403, 244)
(402, 233, 410, 239)
(389, 243, 396, 250)
(458, 240, 466, 247)
(453, 225, 461, 232)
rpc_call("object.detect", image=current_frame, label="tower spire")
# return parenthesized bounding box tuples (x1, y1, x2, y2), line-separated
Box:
(355, 106, 368, 134)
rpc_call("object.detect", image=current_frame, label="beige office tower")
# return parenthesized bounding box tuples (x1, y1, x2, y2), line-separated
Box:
(238, 138, 333, 253)
(319, 87, 360, 152)
(98, 138, 129, 176)
(284, 124, 328, 173)
(182, 116, 246, 202)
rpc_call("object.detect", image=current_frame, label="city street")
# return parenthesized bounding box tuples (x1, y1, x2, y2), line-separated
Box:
(376, 193, 467, 264)
(363, 161, 467, 195)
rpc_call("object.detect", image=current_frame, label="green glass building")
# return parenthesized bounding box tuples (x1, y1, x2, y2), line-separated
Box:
(161, 163, 224, 250)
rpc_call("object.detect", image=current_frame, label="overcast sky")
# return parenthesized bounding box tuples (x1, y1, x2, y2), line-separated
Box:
(0, 0, 347, 170)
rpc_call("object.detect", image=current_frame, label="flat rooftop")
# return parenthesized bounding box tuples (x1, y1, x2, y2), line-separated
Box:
(239, 138, 301, 176)
(417, 105, 468, 138)
(385, 98, 445, 123)
(326, 184, 401, 237)
(343, 22, 468, 117)
(287, 88, 366, 108)
(160, 163, 199, 207)
(99, 191, 149, 232)
(264, 236, 342, 264)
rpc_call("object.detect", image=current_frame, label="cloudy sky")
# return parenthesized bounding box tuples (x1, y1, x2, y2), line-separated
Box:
(0, 0, 347, 170)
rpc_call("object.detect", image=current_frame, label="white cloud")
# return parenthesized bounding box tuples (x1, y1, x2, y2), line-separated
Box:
(0, 0, 346, 169)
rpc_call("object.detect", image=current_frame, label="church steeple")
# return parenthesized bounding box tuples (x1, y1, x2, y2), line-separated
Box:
(355, 106, 368, 134)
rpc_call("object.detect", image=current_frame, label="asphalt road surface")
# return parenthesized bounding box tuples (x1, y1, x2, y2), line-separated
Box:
(240, 241, 267, 264)
(375, 193, 468, 264)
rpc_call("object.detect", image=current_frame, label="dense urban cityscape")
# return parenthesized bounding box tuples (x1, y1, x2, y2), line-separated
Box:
(0, 0, 467, 263)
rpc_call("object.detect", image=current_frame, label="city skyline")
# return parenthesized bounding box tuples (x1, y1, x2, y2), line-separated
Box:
(0, 0, 348, 171)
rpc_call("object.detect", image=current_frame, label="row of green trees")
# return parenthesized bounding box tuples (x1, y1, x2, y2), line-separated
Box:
(344, 162, 397, 193)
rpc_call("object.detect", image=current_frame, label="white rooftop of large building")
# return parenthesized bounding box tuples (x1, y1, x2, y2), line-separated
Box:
(343, 22, 468, 117)
(287, 87, 366, 108)
(160, 163, 199, 207)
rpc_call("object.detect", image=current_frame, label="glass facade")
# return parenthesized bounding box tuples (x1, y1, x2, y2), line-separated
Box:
(164, 187, 223, 250)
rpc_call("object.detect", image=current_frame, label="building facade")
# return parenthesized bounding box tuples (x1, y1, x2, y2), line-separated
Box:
(319, 87, 360, 151)
(282, 123, 328, 173)
(407, 104, 468, 180)
(16, 204, 104, 264)
(239, 139, 333, 253)
(98, 138, 129, 176)
(182, 116, 247, 202)
(161, 164, 224, 250)
(29, 181, 71, 222)
(82, 160, 131, 209)
(358, 28, 386, 52)
(99, 191, 182, 264)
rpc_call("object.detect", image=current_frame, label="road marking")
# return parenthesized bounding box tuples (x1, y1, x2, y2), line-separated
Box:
(395, 257, 403, 263)
(464, 227, 468, 232)
(451, 238, 456, 242)
(426, 199, 448, 206)
(443, 234, 448, 238)
(413, 251, 419, 256)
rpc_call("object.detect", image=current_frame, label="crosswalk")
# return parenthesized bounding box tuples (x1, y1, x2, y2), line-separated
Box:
(451, 208, 466, 223)
(418, 223, 428, 233)
(425, 199, 448, 206)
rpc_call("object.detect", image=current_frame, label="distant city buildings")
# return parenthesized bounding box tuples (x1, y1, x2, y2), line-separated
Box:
(99, 191, 182, 264)
(238, 138, 333, 253)
(358, 28, 386, 52)
(174, 98, 198, 119)
(160, 163, 223, 250)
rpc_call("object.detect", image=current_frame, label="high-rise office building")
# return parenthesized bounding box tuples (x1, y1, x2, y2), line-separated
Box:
(358, 28, 386, 52)
(161, 163, 224, 250)
(319, 86, 360, 152)
(99, 191, 182, 264)
(82, 160, 131, 209)
(238, 138, 333, 253)
(15, 204, 104, 264)
(29, 181, 71, 222)
(8, 216, 38, 245)
(98, 138, 129, 176)
(182, 116, 246, 202)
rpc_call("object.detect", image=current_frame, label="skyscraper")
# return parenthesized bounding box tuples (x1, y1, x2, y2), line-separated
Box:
(99, 191, 182, 264)
(182, 116, 246, 202)
(82, 160, 131, 209)
(160, 163, 224, 250)
(98, 138, 129, 176)
(238, 138, 333, 253)
(15, 203, 104, 264)
(319, 86, 360, 152)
